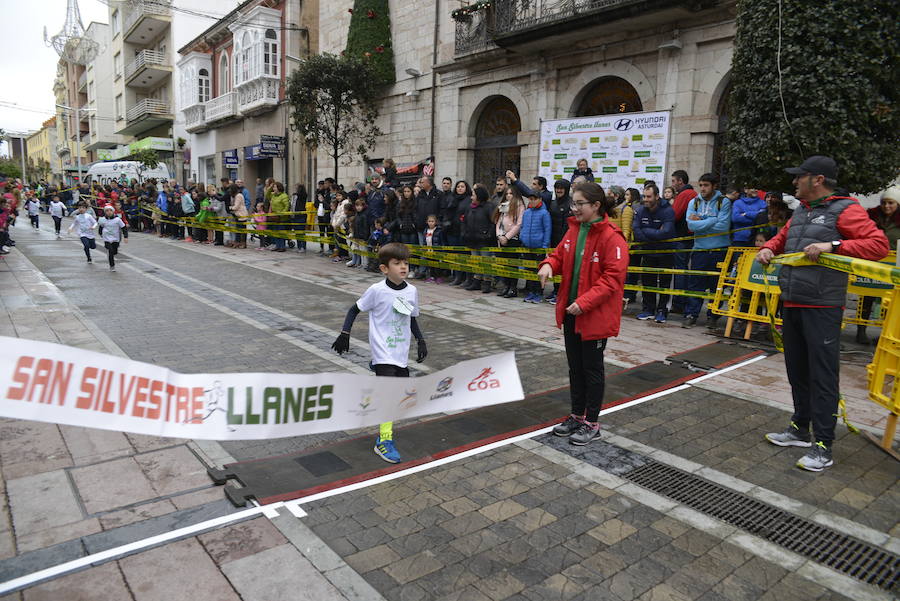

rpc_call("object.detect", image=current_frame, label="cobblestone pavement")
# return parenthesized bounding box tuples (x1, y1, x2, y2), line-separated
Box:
(0, 219, 897, 601)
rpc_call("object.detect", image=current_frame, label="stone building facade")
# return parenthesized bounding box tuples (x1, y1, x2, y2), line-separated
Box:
(317, 0, 737, 188)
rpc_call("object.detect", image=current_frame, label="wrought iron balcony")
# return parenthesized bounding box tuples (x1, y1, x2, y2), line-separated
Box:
(487, 0, 709, 47)
(454, 5, 498, 56)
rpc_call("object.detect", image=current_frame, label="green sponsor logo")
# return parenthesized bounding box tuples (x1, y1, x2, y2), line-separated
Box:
(618, 160, 629, 167)
(596, 177, 602, 183)
(634, 151, 651, 157)
(632, 135, 643, 141)
(554, 153, 568, 159)
(645, 166, 663, 173)
(591, 152, 606, 158)
(746, 262, 780, 287)
(589, 137, 600, 143)
(540, 161, 550, 167)
(563, 167, 575, 173)
(635, 178, 646, 184)
(602, 167, 618, 173)
(552, 139, 561, 145)
(226, 385, 333, 425)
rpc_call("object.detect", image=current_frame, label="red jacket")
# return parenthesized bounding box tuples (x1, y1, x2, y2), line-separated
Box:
(762, 196, 889, 261)
(540, 216, 629, 340)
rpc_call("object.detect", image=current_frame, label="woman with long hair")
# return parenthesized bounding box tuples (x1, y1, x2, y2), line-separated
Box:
(228, 183, 248, 248)
(390, 185, 418, 245)
(447, 180, 472, 286)
(462, 185, 497, 291)
(494, 182, 524, 297)
(538, 181, 629, 445)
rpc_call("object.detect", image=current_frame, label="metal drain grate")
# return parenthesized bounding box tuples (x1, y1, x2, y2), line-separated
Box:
(624, 462, 899, 592)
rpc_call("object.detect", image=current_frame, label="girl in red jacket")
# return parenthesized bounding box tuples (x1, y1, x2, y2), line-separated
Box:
(538, 181, 629, 445)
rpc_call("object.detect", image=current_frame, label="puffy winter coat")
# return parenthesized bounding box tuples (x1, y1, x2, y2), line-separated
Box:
(519, 202, 551, 249)
(540, 216, 629, 340)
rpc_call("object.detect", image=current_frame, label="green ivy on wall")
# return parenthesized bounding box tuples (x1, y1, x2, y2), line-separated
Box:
(726, 0, 899, 193)
(345, 0, 396, 85)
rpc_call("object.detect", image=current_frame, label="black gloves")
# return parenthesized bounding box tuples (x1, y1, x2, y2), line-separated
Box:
(332, 332, 350, 355)
(417, 339, 428, 363)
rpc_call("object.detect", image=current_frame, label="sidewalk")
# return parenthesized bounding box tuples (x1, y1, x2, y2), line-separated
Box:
(0, 246, 374, 601)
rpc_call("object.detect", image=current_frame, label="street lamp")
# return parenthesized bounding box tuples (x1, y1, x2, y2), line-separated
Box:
(56, 103, 95, 186)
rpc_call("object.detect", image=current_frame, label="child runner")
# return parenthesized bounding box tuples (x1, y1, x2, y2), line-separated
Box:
(49, 195, 66, 239)
(25, 192, 40, 230)
(98, 205, 128, 271)
(68, 202, 98, 263)
(331, 243, 428, 463)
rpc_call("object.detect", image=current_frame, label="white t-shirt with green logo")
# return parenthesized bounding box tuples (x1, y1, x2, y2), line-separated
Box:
(357, 280, 419, 368)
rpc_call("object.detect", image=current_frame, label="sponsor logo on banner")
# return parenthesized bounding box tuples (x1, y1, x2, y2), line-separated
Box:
(430, 377, 454, 401)
(349, 388, 378, 417)
(614, 118, 634, 131)
(398, 388, 418, 409)
(468, 368, 500, 391)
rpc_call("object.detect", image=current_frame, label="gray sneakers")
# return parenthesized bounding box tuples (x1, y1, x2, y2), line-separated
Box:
(570, 422, 600, 446)
(796, 442, 834, 472)
(552, 415, 582, 437)
(765, 422, 812, 447)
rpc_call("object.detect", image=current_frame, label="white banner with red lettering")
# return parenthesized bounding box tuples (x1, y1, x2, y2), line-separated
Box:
(0, 337, 523, 441)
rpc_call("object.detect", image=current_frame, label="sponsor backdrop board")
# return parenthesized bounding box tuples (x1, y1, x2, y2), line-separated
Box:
(537, 110, 671, 190)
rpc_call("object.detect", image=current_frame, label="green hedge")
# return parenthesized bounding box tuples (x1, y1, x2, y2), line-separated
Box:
(346, 0, 395, 85)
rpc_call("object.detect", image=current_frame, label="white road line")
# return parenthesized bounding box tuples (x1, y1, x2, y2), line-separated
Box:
(122, 262, 374, 375)
(124, 254, 434, 374)
(0, 354, 764, 595)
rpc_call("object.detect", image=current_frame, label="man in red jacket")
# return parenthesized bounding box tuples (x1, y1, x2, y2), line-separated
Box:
(538, 182, 629, 446)
(757, 156, 889, 472)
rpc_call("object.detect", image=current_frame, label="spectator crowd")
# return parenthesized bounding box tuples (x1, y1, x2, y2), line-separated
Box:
(3, 166, 897, 335)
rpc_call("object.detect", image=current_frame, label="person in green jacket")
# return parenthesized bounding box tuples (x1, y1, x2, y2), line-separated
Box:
(268, 181, 290, 252)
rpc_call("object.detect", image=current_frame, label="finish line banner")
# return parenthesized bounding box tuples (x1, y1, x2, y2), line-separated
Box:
(0, 337, 524, 441)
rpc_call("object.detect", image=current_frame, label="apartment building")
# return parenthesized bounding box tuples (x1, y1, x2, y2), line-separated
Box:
(82, 22, 128, 158)
(25, 118, 59, 183)
(177, 0, 318, 188)
(52, 59, 90, 184)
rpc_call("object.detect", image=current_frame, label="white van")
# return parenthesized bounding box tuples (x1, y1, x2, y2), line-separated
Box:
(84, 161, 172, 187)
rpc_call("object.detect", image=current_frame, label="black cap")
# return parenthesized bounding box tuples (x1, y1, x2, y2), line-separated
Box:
(785, 155, 838, 179)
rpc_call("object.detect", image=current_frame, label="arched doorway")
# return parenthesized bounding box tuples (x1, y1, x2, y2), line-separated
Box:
(712, 81, 732, 186)
(473, 96, 521, 187)
(576, 76, 643, 117)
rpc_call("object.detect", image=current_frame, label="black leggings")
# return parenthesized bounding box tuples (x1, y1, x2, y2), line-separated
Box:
(80, 236, 95, 260)
(105, 241, 119, 267)
(373, 364, 410, 378)
(563, 314, 607, 422)
(52, 216, 62, 234)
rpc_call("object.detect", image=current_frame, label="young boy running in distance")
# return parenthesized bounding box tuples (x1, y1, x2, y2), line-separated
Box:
(332, 243, 428, 463)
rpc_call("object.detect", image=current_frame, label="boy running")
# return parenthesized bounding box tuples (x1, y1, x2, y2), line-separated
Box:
(68, 202, 98, 263)
(331, 243, 428, 463)
(49, 195, 66, 238)
(25, 192, 40, 230)
(98, 205, 128, 271)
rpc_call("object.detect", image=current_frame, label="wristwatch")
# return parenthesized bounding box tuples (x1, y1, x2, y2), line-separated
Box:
(831, 240, 842, 252)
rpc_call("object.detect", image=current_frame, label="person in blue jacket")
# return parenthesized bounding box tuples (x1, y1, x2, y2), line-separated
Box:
(519, 189, 552, 303)
(731, 186, 766, 246)
(632, 183, 676, 323)
(155, 185, 169, 237)
(683, 173, 731, 327)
